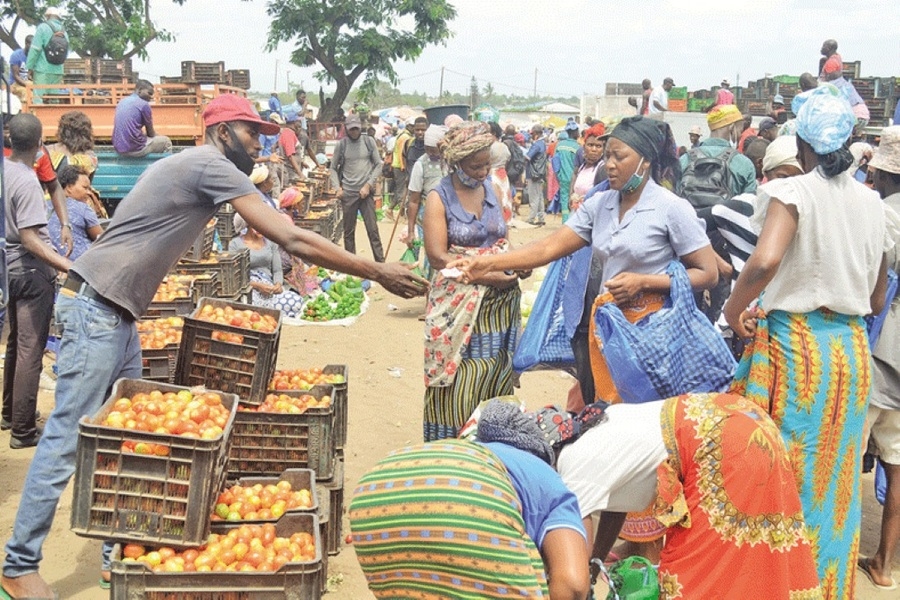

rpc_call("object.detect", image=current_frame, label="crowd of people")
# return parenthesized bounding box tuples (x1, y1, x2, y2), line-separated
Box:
(2, 26, 900, 599)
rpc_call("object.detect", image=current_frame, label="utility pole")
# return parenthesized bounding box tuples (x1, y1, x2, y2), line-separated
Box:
(274, 59, 279, 92)
(286, 70, 291, 91)
(533, 68, 538, 99)
(439, 66, 445, 98)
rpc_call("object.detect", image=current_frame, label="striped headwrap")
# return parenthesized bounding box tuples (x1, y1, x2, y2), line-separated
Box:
(442, 121, 495, 166)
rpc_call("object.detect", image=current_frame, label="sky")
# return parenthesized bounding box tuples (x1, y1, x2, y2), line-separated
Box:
(33, 0, 900, 102)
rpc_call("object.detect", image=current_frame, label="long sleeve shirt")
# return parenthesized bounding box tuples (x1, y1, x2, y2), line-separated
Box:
(25, 19, 66, 75)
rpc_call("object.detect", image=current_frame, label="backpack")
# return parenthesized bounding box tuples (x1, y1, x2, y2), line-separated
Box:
(676, 147, 736, 232)
(504, 138, 527, 183)
(332, 134, 377, 182)
(43, 22, 68, 65)
(526, 140, 548, 181)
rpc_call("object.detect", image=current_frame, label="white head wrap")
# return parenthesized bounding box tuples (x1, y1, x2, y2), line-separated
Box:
(424, 124, 447, 148)
(761, 135, 802, 175)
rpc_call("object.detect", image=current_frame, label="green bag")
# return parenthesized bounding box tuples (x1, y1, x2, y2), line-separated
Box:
(399, 246, 424, 278)
(604, 556, 659, 600)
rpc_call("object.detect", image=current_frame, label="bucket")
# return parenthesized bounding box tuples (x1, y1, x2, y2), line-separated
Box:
(423, 104, 470, 126)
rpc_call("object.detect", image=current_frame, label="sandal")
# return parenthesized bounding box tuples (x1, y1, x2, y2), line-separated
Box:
(98, 578, 110, 590)
(857, 557, 898, 591)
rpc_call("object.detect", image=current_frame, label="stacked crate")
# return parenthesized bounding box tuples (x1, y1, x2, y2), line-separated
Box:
(173, 248, 251, 301)
(181, 61, 226, 84)
(227, 69, 251, 90)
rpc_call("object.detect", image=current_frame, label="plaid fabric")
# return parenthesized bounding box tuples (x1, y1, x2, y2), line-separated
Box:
(513, 254, 576, 371)
(594, 261, 736, 403)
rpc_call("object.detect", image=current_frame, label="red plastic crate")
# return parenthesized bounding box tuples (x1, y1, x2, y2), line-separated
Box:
(175, 298, 281, 405)
(71, 379, 239, 546)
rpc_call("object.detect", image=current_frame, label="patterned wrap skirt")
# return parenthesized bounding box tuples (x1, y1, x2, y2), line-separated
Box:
(730, 309, 871, 599)
(348, 439, 549, 599)
(423, 285, 520, 441)
(654, 393, 822, 600)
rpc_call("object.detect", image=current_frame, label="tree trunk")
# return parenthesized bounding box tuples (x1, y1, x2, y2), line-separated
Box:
(317, 80, 352, 123)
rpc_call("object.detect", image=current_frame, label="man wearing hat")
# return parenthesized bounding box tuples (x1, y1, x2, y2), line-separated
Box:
(0, 94, 426, 600)
(648, 77, 675, 115)
(677, 104, 757, 323)
(859, 125, 900, 592)
(331, 113, 385, 262)
(757, 117, 779, 143)
(24, 6, 67, 104)
(770, 94, 787, 123)
(688, 125, 702, 148)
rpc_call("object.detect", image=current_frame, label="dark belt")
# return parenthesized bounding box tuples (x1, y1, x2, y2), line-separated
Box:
(62, 273, 133, 321)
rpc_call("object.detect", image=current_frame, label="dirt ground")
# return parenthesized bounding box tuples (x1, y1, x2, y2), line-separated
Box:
(0, 216, 896, 599)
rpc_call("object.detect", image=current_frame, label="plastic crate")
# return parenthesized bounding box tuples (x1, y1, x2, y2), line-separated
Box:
(324, 365, 348, 450)
(222, 468, 320, 519)
(71, 379, 239, 546)
(226, 386, 336, 480)
(183, 219, 217, 262)
(141, 346, 178, 383)
(294, 207, 336, 240)
(142, 296, 194, 319)
(175, 297, 281, 404)
(181, 60, 226, 84)
(175, 249, 250, 298)
(215, 204, 237, 246)
(321, 455, 344, 556)
(110, 513, 323, 600)
(227, 69, 251, 90)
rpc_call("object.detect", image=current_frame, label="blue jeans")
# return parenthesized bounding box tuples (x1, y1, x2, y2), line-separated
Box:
(3, 292, 141, 577)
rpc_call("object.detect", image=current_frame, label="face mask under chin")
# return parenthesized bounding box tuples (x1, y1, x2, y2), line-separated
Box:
(456, 169, 483, 189)
(224, 127, 256, 175)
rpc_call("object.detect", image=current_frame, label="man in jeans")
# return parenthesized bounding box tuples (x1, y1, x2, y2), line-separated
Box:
(1, 114, 73, 449)
(331, 114, 385, 262)
(525, 124, 548, 226)
(0, 95, 426, 599)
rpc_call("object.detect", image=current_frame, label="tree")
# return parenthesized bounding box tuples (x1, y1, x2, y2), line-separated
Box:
(469, 76, 478, 108)
(0, 1, 185, 59)
(482, 81, 495, 103)
(265, 0, 457, 122)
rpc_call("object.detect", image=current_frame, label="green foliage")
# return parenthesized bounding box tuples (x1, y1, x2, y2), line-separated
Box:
(0, 0, 186, 59)
(265, 0, 457, 121)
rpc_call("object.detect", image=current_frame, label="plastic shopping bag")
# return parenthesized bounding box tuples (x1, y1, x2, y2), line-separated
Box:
(866, 268, 898, 349)
(603, 556, 660, 600)
(876, 460, 887, 505)
(594, 261, 736, 403)
(399, 245, 424, 278)
(512, 250, 588, 371)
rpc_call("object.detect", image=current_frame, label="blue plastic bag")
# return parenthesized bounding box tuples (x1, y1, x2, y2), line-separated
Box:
(875, 460, 887, 505)
(594, 261, 737, 403)
(513, 252, 581, 371)
(866, 268, 898, 349)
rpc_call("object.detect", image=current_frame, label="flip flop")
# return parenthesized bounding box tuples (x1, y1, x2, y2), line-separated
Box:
(0, 584, 59, 600)
(98, 578, 110, 590)
(857, 557, 899, 591)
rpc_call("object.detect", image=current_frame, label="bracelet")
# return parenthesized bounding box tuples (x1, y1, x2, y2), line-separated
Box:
(61, 223, 73, 229)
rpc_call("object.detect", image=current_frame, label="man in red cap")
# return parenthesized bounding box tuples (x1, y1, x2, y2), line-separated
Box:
(0, 93, 428, 600)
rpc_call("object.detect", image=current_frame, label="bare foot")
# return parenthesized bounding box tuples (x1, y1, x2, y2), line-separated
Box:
(0, 572, 56, 599)
(858, 557, 899, 590)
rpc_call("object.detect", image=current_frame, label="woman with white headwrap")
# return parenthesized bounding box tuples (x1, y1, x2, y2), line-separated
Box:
(724, 85, 893, 598)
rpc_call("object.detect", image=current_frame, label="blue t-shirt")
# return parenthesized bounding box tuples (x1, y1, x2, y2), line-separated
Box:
(112, 93, 153, 153)
(260, 133, 280, 158)
(483, 442, 586, 548)
(565, 179, 709, 289)
(48, 197, 100, 260)
(8, 48, 27, 84)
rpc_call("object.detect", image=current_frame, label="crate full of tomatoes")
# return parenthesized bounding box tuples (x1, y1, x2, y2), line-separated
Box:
(270, 364, 348, 450)
(143, 277, 195, 319)
(71, 379, 239, 546)
(227, 385, 335, 481)
(175, 249, 250, 298)
(138, 317, 184, 383)
(213, 469, 319, 523)
(109, 513, 323, 600)
(175, 298, 281, 405)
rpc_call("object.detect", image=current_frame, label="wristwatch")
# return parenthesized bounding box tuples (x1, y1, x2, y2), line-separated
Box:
(61, 222, 73, 229)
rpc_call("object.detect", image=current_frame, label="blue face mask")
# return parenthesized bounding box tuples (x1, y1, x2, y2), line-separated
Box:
(620, 158, 645, 194)
(456, 168, 482, 189)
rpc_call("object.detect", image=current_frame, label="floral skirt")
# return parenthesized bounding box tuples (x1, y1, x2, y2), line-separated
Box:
(249, 270, 305, 318)
(654, 393, 822, 600)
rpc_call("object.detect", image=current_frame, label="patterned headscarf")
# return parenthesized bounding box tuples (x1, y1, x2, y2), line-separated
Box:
(792, 85, 855, 154)
(442, 121, 495, 166)
(583, 122, 606, 140)
(610, 116, 681, 189)
(475, 399, 555, 465)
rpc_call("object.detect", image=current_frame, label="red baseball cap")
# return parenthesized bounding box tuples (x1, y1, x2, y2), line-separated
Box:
(203, 94, 280, 135)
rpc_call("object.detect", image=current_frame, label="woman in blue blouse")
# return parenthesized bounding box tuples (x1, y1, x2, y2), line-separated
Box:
(48, 165, 103, 260)
(420, 121, 527, 441)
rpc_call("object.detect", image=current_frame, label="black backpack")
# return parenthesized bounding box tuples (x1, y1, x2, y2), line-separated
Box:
(43, 22, 68, 65)
(676, 147, 736, 232)
(504, 138, 526, 183)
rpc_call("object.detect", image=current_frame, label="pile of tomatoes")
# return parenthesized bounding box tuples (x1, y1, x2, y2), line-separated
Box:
(137, 317, 184, 350)
(212, 480, 313, 522)
(152, 278, 191, 303)
(102, 389, 230, 455)
(120, 523, 316, 572)
(239, 393, 331, 415)
(196, 303, 279, 333)
(269, 367, 345, 391)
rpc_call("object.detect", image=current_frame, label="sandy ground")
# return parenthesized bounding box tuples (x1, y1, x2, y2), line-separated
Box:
(0, 215, 896, 599)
